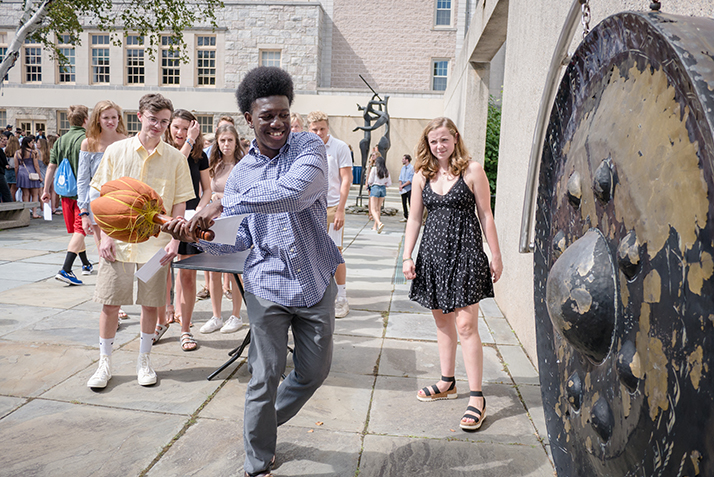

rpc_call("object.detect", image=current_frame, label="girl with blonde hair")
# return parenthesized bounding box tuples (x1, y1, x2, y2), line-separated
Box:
(403, 117, 503, 431)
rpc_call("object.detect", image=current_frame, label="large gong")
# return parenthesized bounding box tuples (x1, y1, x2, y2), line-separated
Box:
(535, 11, 714, 476)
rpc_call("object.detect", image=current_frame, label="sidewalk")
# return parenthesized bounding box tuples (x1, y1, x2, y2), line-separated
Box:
(0, 187, 554, 477)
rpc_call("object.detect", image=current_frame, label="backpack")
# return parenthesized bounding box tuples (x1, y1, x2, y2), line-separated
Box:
(53, 134, 83, 197)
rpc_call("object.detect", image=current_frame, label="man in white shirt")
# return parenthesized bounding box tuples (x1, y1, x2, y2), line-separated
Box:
(307, 110, 353, 317)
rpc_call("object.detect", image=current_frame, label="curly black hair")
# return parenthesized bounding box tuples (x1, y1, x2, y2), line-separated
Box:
(236, 67, 294, 114)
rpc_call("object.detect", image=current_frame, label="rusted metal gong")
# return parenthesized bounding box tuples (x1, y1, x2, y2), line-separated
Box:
(535, 11, 714, 476)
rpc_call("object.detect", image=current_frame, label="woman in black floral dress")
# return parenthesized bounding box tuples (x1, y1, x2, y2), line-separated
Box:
(403, 117, 503, 431)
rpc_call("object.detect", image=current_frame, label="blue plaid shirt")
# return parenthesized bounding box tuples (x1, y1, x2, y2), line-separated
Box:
(199, 132, 344, 307)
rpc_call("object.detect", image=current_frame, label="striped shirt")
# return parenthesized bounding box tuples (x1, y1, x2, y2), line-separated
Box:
(199, 131, 343, 307)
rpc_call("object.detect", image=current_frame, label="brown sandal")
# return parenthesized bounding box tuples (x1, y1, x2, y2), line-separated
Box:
(460, 391, 486, 431)
(417, 376, 457, 402)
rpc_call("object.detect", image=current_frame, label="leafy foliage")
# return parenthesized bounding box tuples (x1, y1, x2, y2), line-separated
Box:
(1, 0, 224, 79)
(484, 94, 502, 211)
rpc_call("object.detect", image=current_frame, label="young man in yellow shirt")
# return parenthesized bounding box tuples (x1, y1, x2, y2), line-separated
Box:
(86, 94, 195, 389)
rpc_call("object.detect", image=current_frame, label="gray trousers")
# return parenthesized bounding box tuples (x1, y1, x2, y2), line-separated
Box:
(243, 279, 336, 475)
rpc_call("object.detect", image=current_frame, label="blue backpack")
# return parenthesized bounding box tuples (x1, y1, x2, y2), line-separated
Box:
(54, 157, 77, 197)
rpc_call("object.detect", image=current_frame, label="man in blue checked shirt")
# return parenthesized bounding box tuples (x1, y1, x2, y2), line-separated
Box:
(162, 67, 343, 477)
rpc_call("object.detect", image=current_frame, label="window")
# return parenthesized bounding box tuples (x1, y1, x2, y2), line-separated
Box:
(57, 34, 75, 83)
(91, 34, 111, 84)
(196, 115, 214, 134)
(24, 39, 42, 83)
(260, 50, 281, 68)
(0, 111, 6, 128)
(196, 35, 216, 86)
(125, 35, 145, 85)
(161, 36, 180, 85)
(57, 111, 69, 135)
(435, 0, 452, 27)
(432, 59, 449, 91)
(125, 112, 140, 135)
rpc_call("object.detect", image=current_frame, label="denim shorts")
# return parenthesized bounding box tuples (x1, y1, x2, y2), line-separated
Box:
(370, 185, 386, 197)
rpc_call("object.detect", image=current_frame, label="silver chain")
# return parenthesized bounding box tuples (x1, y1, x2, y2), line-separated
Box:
(580, 0, 591, 39)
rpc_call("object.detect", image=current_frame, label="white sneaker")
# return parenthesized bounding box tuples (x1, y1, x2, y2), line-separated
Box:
(220, 315, 244, 333)
(200, 316, 224, 334)
(335, 296, 349, 318)
(137, 352, 157, 386)
(87, 355, 112, 388)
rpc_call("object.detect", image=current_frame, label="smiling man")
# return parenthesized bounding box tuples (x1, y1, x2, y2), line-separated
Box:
(162, 67, 343, 477)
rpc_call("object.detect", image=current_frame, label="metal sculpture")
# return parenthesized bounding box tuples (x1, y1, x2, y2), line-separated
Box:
(354, 88, 390, 204)
(530, 10, 714, 476)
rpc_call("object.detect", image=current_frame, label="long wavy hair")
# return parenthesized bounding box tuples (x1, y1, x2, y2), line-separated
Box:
(5, 135, 20, 158)
(37, 137, 50, 165)
(375, 154, 388, 179)
(165, 109, 204, 163)
(414, 117, 471, 181)
(209, 124, 244, 178)
(19, 135, 36, 159)
(86, 100, 128, 152)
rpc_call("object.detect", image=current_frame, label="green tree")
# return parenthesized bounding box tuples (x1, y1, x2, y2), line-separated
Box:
(0, 0, 223, 82)
(484, 94, 501, 211)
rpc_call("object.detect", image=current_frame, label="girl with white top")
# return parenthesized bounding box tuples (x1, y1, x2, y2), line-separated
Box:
(367, 153, 391, 233)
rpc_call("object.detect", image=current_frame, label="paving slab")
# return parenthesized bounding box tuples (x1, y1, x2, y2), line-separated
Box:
(368, 376, 540, 446)
(487, 315, 521, 345)
(328, 334, 382, 376)
(43, 349, 226, 415)
(0, 247, 49, 261)
(359, 435, 554, 477)
(333, 308, 386, 338)
(480, 297, 504, 318)
(0, 399, 186, 477)
(518, 383, 550, 446)
(0, 303, 64, 337)
(0, 279, 94, 308)
(0, 261, 60, 282)
(0, 341, 96, 397)
(0, 395, 26, 418)
(499, 344, 540, 386)
(378, 338, 510, 385)
(21, 251, 73, 266)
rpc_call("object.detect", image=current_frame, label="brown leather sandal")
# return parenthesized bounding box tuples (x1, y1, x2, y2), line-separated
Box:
(416, 375, 457, 402)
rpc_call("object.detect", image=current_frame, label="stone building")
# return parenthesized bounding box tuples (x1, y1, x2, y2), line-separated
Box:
(0, 0, 493, 179)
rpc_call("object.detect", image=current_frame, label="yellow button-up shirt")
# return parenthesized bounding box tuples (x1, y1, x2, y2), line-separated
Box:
(91, 136, 195, 263)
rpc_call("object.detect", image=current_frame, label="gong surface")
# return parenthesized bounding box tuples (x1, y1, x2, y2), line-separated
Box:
(535, 12, 714, 476)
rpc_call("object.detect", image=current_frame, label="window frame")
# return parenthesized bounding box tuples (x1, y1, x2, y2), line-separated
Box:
(434, 0, 453, 28)
(259, 50, 282, 68)
(160, 35, 181, 86)
(0, 32, 8, 81)
(124, 111, 141, 136)
(196, 35, 216, 87)
(23, 39, 43, 84)
(91, 34, 111, 84)
(56, 34, 76, 84)
(57, 111, 70, 135)
(431, 58, 449, 91)
(196, 115, 214, 134)
(125, 34, 145, 86)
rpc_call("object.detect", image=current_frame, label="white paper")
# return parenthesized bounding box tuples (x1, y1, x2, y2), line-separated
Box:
(43, 203, 52, 221)
(328, 223, 343, 248)
(135, 248, 168, 283)
(209, 214, 249, 245)
(185, 209, 196, 220)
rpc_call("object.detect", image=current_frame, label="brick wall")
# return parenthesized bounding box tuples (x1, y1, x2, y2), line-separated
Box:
(329, 0, 458, 92)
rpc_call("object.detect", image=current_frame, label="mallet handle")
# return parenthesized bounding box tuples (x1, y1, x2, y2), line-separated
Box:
(154, 214, 215, 242)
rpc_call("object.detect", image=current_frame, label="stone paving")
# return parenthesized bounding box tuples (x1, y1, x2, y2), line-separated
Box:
(0, 187, 555, 476)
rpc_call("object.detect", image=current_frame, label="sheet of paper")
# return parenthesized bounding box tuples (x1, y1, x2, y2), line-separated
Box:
(185, 209, 196, 220)
(135, 248, 168, 283)
(43, 203, 52, 221)
(209, 214, 249, 245)
(328, 223, 343, 248)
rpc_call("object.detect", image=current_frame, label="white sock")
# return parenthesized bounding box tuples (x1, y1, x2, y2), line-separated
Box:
(139, 332, 153, 354)
(337, 284, 346, 299)
(99, 337, 114, 356)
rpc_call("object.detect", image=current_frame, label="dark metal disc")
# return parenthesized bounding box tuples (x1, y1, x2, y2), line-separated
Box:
(535, 11, 714, 476)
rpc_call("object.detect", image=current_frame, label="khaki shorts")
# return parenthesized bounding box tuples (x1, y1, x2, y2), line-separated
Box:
(93, 258, 170, 307)
(326, 205, 344, 251)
